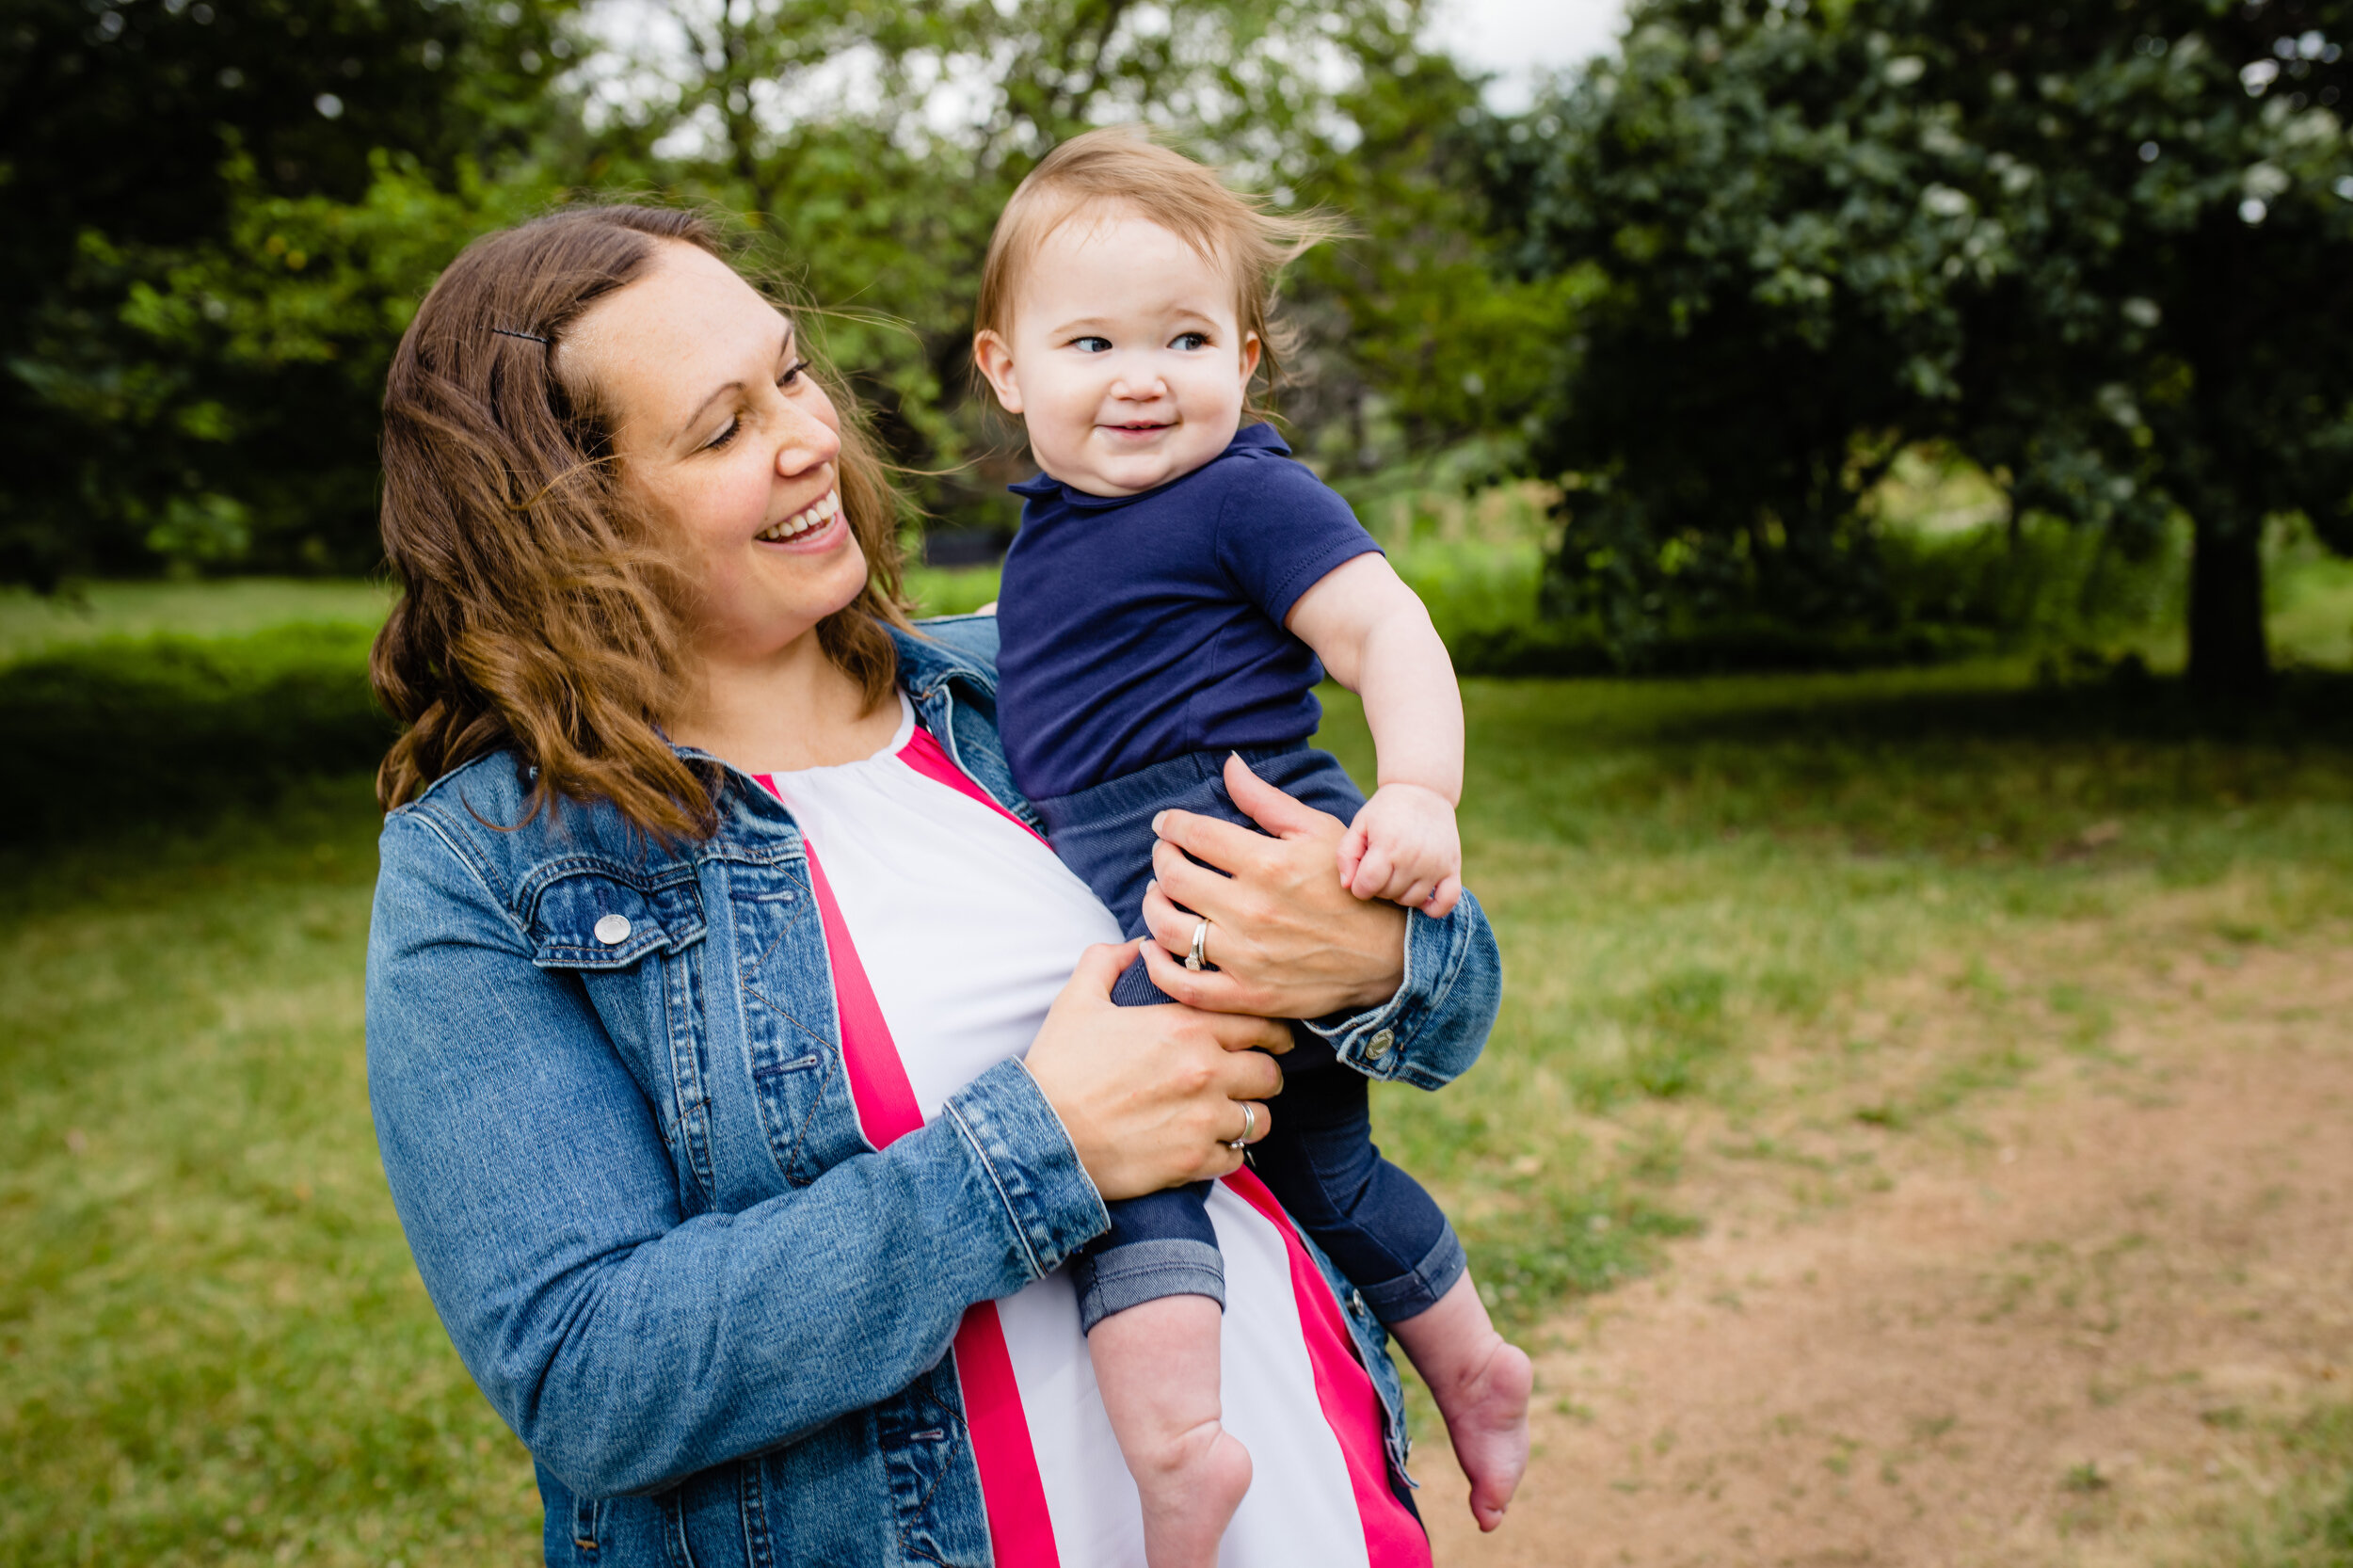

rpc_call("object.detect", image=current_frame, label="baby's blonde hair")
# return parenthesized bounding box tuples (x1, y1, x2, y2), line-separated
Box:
(974, 126, 1346, 415)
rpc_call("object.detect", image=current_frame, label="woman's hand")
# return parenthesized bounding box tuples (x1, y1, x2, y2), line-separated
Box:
(1136, 754, 1411, 1019)
(1024, 940, 1290, 1203)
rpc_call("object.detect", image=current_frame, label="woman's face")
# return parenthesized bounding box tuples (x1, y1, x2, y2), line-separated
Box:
(568, 241, 867, 664)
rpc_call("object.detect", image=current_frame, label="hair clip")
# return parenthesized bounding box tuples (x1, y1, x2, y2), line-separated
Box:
(492, 327, 551, 345)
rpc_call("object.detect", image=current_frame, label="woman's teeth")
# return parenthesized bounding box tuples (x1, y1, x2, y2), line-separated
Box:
(757, 489, 840, 543)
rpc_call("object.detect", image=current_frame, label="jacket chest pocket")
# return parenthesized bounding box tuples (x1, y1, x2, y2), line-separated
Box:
(523, 865, 708, 970)
(522, 864, 721, 1207)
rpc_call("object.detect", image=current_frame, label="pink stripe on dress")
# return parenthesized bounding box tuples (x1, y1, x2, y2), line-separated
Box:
(1223, 1168, 1432, 1568)
(757, 776, 1064, 1565)
(898, 726, 1049, 845)
(894, 730, 1425, 1560)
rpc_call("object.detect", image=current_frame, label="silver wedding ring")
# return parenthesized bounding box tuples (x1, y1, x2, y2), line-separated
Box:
(1228, 1101, 1257, 1151)
(1186, 918, 1210, 972)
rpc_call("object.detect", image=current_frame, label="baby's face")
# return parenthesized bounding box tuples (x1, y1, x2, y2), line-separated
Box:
(977, 207, 1260, 497)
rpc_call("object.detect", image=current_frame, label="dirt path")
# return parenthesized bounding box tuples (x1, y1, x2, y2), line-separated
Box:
(1415, 941, 2353, 1567)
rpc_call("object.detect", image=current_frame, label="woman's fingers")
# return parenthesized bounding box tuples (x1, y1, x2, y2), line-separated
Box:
(1070, 937, 1144, 998)
(1024, 939, 1293, 1200)
(1149, 834, 1278, 931)
(1227, 1096, 1273, 1147)
(1138, 886, 1287, 1017)
(1139, 928, 1259, 1016)
(1150, 807, 1279, 888)
(1220, 751, 1340, 839)
(1336, 821, 1368, 890)
(1141, 878, 1241, 970)
(1205, 1008, 1291, 1060)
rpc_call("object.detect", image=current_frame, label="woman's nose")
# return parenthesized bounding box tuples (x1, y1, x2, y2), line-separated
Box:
(773, 405, 840, 477)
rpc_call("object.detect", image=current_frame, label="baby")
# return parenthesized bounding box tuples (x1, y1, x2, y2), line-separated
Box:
(973, 127, 1531, 1564)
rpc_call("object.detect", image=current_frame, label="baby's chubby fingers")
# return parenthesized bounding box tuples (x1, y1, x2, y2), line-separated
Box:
(1422, 873, 1465, 919)
(1348, 841, 1399, 902)
(1337, 822, 1369, 890)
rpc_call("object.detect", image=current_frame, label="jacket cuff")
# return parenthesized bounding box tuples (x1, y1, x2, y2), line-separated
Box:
(943, 1058, 1111, 1281)
(1305, 888, 1489, 1090)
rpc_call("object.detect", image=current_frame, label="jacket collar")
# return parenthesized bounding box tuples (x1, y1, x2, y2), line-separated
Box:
(888, 622, 997, 704)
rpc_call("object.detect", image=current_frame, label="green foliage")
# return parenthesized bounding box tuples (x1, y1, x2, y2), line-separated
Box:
(3, 0, 1567, 580)
(0, 0, 572, 586)
(1488, 0, 2353, 689)
(0, 627, 391, 846)
(573, 0, 1559, 531)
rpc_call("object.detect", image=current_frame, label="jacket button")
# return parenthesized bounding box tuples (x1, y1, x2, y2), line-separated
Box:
(1367, 1029, 1394, 1059)
(594, 913, 632, 946)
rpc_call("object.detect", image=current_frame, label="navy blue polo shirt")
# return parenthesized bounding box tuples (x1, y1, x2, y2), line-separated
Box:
(995, 424, 1381, 801)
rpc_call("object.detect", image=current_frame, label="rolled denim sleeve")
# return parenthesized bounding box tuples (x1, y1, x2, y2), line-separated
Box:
(365, 812, 1107, 1499)
(1305, 886, 1501, 1091)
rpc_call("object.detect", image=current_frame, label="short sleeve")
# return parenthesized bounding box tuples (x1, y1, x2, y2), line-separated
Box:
(1210, 456, 1383, 625)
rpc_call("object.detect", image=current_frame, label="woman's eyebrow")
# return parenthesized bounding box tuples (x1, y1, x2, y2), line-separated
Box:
(670, 322, 796, 443)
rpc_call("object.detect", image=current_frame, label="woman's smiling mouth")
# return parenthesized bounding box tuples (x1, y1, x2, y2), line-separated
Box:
(755, 488, 841, 545)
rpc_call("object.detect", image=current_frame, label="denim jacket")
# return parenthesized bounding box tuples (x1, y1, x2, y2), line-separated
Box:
(365, 616, 1503, 1567)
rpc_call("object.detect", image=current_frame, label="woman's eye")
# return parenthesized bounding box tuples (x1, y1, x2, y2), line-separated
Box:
(1072, 336, 1112, 353)
(1172, 331, 1210, 351)
(778, 358, 809, 389)
(707, 415, 742, 450)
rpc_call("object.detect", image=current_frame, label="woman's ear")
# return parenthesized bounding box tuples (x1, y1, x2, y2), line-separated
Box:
(1238, 331, 1262, 391)
(973, 329, 1025, 415)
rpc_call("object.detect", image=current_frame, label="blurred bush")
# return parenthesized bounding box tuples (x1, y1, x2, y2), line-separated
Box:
(0, 626, 390, 847)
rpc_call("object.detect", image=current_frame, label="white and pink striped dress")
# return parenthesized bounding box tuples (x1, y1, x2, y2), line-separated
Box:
(755, 696, 1427, 1567)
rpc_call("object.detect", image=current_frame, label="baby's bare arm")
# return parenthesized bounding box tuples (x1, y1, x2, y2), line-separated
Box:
(1284, 555, 1465, 914)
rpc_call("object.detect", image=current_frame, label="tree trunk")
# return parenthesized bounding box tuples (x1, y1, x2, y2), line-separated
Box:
(2186, 512, 2270, 696)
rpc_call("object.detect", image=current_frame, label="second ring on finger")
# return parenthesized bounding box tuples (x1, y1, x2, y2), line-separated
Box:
(1228, 1099, 1260, 1150)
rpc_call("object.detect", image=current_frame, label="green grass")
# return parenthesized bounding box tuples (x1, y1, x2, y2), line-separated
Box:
(0, 625, 393, 848)
(2206, 1403, 2353, 1567)
(0, 781, 538, 1566)
(0, 580, 392, 664)
(5, 602, 2353, 1560)
(1324, 663, 2353, 1333)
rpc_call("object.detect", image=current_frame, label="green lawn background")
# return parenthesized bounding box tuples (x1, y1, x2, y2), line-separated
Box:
(4, 564, 2352, 1564)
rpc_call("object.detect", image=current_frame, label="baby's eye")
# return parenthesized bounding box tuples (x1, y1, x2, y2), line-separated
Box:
(1171, 331, 1210, 351)
(1071, 335, 1112, 353)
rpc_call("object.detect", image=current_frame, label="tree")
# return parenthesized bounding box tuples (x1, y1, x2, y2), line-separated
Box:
(575, 0, 1560, 534)
(3, 0, 1563, 581)
(1488, 0, 2353, 691)
(0, 0, 569, 585)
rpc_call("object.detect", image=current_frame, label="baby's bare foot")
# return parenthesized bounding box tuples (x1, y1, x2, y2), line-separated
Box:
(1133, 1421, 1253, 1568)
(1389, 1272, 1533, 1529)
(1439, 1333, 1533, 1530)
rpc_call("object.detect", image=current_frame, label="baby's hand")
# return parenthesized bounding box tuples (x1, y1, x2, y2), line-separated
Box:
(1337, 783, 1463, 917)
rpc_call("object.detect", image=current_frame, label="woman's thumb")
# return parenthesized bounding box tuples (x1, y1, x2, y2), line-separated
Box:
(1069, 939, 1144, 999)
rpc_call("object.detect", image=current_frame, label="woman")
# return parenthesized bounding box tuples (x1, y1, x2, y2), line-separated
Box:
(364, 203, 1503, 1567)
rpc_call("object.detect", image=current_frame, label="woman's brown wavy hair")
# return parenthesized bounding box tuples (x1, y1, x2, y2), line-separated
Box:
(373, 204, 917, 840)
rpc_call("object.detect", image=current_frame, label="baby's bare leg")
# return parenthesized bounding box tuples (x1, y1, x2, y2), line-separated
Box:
(1389, 1271, 1532, 1531)
(1090, 1295, 1253, 1568)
